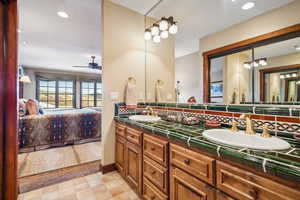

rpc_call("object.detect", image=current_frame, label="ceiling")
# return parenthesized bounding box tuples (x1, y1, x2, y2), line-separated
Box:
(19, 0, 102, 74)
(112, 0, 294, 58)
(255, 37, 300, 59)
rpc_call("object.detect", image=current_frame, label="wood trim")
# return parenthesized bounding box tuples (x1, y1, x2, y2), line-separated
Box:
(101, 163, 117, 174)
(259, 64, 300, 101)
(203, 23, 300, 103)
(2, 1, 18, 200)
(0, 3, 4, 199)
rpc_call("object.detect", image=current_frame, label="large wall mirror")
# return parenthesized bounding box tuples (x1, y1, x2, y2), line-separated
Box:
(206, 27, 300, 104)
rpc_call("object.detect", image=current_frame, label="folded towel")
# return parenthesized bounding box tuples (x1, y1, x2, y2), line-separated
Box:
(155, 80, 164, 102)
(125, 77, 137, 106)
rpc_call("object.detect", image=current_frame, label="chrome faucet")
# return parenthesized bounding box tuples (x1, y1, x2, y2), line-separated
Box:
(239, 113, 255, 134)
(145, 106, 154, 116)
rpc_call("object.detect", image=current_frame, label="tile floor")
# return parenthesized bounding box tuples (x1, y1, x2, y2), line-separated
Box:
(18, 171, 140, 200)
(18, 141, 101, 177)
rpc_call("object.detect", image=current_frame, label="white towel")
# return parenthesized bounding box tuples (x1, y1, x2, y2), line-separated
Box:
(155, 80, 164, 102)
(125, 80, 137, 106)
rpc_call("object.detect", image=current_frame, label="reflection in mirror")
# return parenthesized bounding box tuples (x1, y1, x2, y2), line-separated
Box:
(144, 15, 175, 103)
(210, 49, 252, 104)
(255, 37, 300, 103)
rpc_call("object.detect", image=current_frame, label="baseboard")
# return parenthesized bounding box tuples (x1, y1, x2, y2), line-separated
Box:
(101, 163, 117, 174)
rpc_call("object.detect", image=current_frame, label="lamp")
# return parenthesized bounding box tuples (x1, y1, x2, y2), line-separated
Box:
(19, 65, 31, 83)
(144, 29, 152, 40)
(151, 24, 160, 36)
(169, 22, 178, 34)
(20, 75, 31, 83)
(153, 35, 161, 43)
(159, 17, 169, 31)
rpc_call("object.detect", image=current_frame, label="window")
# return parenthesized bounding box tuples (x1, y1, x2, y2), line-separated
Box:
(80, 80, 102, 107)
(37, 78, 75, 108)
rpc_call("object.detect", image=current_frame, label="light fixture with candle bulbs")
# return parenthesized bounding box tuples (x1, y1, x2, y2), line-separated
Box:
(243, 58, 268, 69)
(144, 16, 178, 43)
(144, 29, 152, 40)
(279, 72, 298, 80)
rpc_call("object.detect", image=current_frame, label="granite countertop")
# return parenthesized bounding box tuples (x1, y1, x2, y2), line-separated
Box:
(115, 116, 300, 184)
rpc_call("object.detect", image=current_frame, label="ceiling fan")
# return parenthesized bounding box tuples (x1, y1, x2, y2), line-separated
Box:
(72, 56, 101, 70)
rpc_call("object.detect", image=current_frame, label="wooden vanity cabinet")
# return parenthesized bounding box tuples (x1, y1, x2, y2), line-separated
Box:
(116, 122, 300, 200)
(115, 123, 142, 195)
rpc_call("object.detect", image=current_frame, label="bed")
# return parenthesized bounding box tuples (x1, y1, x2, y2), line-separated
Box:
(18, 108, 101, 152)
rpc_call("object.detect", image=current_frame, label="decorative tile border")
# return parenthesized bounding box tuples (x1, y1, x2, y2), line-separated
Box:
(115, 102, 300, 136)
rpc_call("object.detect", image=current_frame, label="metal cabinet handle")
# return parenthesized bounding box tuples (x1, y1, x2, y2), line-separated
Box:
(184, 159, 191, 165)
(249, 188, 258, 200)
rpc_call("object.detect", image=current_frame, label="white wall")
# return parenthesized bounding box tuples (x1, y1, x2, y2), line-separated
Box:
(175, 52, 201, 103)
(198, 1, 300, 102)
(102, 1, 175, 166)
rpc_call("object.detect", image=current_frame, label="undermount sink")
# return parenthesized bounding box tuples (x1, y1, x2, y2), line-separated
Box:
(202, 129, 291, 151)
(129, 115, 161, 122)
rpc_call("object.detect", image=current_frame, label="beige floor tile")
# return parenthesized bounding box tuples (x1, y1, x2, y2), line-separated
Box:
(18, 141, 102, 178)
(76, 188, 97, 200)
(73, 141, 101, 163)
(41, 191, 59, 200)
(94, 191, 113, 200)
(109, 185, 125, 197)
(20, 188, 43, 199)
(19, 171, 141, 200)
(20, 146, 78, 177)
(57, 194, 78, 200)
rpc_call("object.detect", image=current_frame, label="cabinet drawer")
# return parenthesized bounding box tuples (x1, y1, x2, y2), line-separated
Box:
(216, 161, 300, 200)
(144, 134, 168, 167)
(170, 143, 215, 185)
(126, 127, 142, 146)
(116, 123, 126, 138)
(143, 177, 168, 200)
(143, 156, 168, 194)
(170, 166, 216, 200)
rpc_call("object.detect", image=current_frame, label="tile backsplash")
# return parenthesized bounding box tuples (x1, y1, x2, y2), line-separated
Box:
(115, 102, 300, 137)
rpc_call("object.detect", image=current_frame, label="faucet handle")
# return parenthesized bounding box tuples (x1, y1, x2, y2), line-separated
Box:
(231, 121, 238, 132)
(261, 124, 271, 138)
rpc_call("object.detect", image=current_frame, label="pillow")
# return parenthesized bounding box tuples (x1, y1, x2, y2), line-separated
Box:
(26, 99, 39, 115)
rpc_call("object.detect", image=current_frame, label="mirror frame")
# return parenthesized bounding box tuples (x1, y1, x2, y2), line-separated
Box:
(259, 64, 300, 102)
(203, 23, 300, 103)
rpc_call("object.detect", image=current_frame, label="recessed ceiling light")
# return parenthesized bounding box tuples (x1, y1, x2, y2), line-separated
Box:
(295, 45, 300, 51)
(242, 2, 255, 10)
(17, 29, 22, 33)
(57, 11, 69, 18)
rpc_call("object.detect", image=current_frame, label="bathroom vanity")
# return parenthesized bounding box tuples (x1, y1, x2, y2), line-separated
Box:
(114, 109, 300, 200)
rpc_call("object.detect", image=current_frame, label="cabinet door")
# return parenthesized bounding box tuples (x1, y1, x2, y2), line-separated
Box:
(125, 141, 142, 194)
(170, 166, 216, 200)
(115, 136, 126, 176)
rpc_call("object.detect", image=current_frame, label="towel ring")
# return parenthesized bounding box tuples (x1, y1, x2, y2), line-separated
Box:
(156, 79, 164, 86)
(128, 77, 136, 84)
